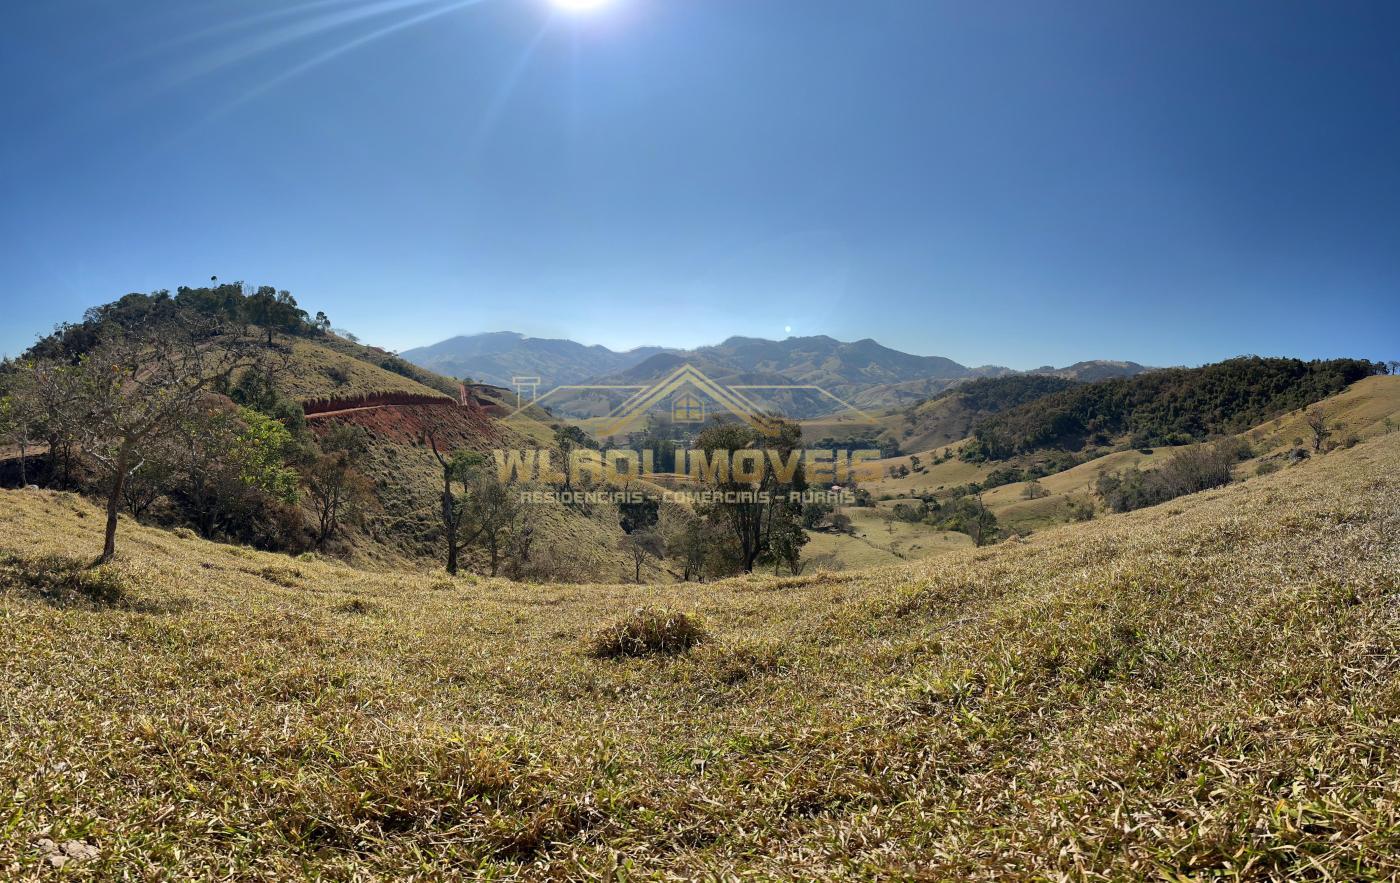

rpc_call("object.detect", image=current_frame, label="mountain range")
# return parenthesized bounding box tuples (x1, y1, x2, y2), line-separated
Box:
(400, 332, 1150, 411)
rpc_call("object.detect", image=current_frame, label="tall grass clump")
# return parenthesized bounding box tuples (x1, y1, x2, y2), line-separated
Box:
(586, 606, 709, 658)
(0, 551, 129, 606)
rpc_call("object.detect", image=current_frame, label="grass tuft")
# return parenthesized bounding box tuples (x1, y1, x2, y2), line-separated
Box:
(333, 598, 378, 616)
(0, 551, 129, 607)
(586, 606, 709, 658)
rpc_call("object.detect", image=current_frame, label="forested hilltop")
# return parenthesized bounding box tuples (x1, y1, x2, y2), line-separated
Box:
(0, 284, 471, 562)
(22, 285, 457, 397)
(963, 356, 1384, 460)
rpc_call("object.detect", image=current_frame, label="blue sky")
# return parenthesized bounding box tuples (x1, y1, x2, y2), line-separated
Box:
(2, 0, 1397, 369)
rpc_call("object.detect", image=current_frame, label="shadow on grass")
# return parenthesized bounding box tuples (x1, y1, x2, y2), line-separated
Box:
(0, 550, 188, 613)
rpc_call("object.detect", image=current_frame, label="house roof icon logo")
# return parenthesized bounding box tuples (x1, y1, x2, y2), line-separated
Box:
(502, 362, 878, 440)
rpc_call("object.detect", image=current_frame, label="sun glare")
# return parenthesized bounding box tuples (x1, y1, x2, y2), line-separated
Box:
(551, 0, 612, 12)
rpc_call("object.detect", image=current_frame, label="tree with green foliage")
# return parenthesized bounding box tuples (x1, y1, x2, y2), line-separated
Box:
(1022, 480, 1050, 500)
(802, 499, 832, 529)
(427, 433, 483, 575)
(766, 513, 809, 575)
(1096, 438, 1249, 513)
(932, 492, 998, 545)
(163, 397, 301, 539)
(693, 418, 808, 573)
(460, 468, 527, 577)
(234, 409, 301, 504)
(25, 318, 260, 563)
(242, 287, 308, 346)
(552, 424, 597, 494)
(829, 511, 853, 534)
(227, 363, 306, 438)
(619, 494, 660, 534)
(426, 431, 531, 576)
(665, 515, 724, 582)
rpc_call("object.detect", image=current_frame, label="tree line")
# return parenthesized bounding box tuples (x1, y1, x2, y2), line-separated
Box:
(964, 356, 1385, 461)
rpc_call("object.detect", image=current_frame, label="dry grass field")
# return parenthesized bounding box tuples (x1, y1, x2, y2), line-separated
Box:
(275, 339, 454, 403)
(0, 425, 1397, 878)
(803, 508, 974, 571)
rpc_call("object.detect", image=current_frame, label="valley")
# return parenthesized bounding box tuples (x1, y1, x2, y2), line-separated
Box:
(1, 287, 1396, 880)
(0, 422, 1395, 878)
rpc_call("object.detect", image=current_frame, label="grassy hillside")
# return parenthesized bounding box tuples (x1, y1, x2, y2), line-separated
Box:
(1, 430, 1396, 878)
(974, 375, 1400, 533)
(853, 376, 1400, 534)
(2, 286, 650, 578)
(275, 338, 455, 403)
(887, 375, 1083, 453)
(301, 402, 648, 579)
(970, 356, 1382, 459)
(803, 507, 974, 571)
(311, 334, 463, 399)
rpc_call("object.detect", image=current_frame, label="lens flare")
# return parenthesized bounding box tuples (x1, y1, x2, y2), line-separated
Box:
(551, 0, 612, 12)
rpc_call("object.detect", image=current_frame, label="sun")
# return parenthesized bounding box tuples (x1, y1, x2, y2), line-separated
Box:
(550, 0, 613, 12)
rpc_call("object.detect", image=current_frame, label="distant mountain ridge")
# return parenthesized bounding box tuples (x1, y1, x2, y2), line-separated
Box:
(400, 331, 1150, 410)
(400, 332, 677, 390)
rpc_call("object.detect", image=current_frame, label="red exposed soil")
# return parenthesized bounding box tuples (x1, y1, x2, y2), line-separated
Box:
(302, 392, 455, 416)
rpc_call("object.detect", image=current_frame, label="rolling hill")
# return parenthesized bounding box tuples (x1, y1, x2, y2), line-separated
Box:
(400, 331, 1149, 412)
(0, 423, 1395, 877)
(1, 288, 656, 581)
(968, 356, 1383, 459)
(399, 332, 676, 389)
(859, 374, 1400, 538)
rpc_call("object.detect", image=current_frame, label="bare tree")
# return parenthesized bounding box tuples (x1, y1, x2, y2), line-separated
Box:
(460, 469, 522, 577)
(28, 319, 258, 563)
(965, 491, 998, 547)
(426, 427, 532, 576)
(620, 528, 664, 583)
(302, 424, 373, 551)
(1305, 407, 1331, 454)
(0, 366, 37, 486)
(120, 433, 177, 519)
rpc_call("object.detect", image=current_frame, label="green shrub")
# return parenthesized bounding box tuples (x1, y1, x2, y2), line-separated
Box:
(1021, 480, 1050, 500)
(587, 607, 709, 658)
(1096, 438, 1250, 513)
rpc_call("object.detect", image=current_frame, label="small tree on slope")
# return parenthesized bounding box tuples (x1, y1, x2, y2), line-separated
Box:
(26, 319, 259, 563)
